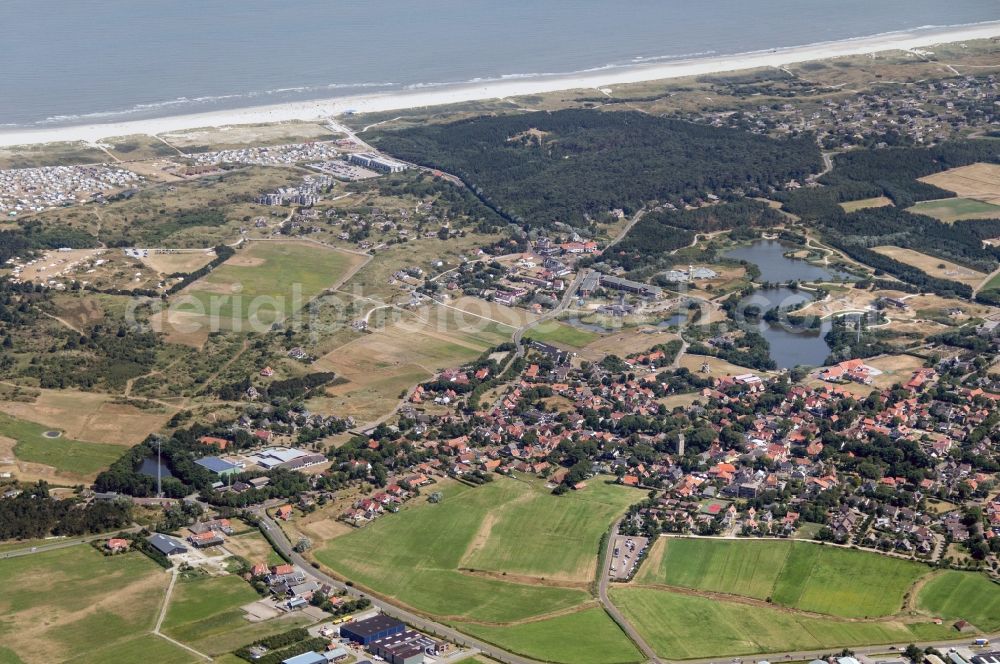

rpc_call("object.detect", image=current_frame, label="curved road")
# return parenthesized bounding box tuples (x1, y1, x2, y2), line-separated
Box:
(599, 520, 663, 664)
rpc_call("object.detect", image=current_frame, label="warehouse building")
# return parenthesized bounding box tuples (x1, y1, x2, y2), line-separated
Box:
(339, 615, 405, 645)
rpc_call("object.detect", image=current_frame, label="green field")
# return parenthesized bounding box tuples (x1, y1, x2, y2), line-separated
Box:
(0, 412, 124, 476)
(611, 588, 955, 660)
(525, 320, 600, 348)
(459, 608, 642, 664)
(461, 478, 639, 580)
(161, 574, 306, 655)
(179, 241, 361, 327)
(917, 570, 1000, 632)
(0, 546, 170, 663)
(638, 538, 926, 618)
(316, 476, 638, 625)
(908, 197, 1000, 223)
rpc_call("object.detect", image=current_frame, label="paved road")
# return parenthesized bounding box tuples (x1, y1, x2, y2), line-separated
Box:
(598, 520, 664, 664)
(513, 268, 588, 357)
(257, 513, 547, 664)
(0, 527, 140, 559)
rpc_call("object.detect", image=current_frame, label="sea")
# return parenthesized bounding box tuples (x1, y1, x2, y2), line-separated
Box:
(1, 0, 998, 129)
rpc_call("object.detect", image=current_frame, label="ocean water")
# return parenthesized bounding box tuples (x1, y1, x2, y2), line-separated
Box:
(1, 0, 997, 128)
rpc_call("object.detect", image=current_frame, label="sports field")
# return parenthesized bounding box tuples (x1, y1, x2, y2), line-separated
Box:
(637, 538, 926, 618)
(610, 588, 954, 660)
(525, 320, 601, 348)
(916, 570, 1000, 632)
(0, 411, 124, 479)
(175, 241, 365, 329)
(316, 476, 639, 625)
(458, 607, 642, 664)
(908, 197, 1000, 223)
(0, 546, 173, 664)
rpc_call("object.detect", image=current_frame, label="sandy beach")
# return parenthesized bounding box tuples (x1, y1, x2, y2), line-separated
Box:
(2, 20, 999, 149)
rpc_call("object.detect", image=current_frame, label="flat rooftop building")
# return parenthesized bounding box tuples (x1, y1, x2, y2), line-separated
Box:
(339, 615, 405, 645)
(195, 456, 240, 476)
(599, 274, 662, 298)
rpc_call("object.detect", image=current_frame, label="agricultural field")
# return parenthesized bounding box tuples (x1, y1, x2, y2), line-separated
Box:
(908, 197, 1000, 223)
(170, 240, 366, 333)
(916, 570, 1000, 632)
(459, 607, 642, 664)
(315, 476, 640, 626)
(636, 538, 926, 618)
(840, 196, 894, 212)
(0, 412, 126, 480)
(610, 587, 954, 660)
(871, 246, 985, 289)
(918, 163, 1000, 205)
(0, 546, 172, 664)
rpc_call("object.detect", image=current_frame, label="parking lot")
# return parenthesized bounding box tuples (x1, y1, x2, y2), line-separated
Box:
(608, 534, 648, 581)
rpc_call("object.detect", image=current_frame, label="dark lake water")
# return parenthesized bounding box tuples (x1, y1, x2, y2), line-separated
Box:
(726, 242, 850, 368)
(139, 456, 174, 479)
(724, 240, 854, 283)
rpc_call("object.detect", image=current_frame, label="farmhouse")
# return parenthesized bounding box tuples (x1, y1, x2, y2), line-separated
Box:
(105, 538, 129, 553)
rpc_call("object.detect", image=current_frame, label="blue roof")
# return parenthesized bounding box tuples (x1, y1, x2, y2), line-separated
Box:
(195, 456, 238, 473)
(282, 653, 326, 664)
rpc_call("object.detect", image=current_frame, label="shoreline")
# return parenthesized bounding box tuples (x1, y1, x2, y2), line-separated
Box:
(2, 20, 1000, 149)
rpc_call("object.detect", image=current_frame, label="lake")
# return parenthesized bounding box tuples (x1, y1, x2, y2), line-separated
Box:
(1, 0, 997, 127)
(724, 240, 854, 283)
(139, 456, 174, 479)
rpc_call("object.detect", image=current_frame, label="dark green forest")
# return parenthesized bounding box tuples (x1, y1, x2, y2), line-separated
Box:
(373, 109, 822, 230)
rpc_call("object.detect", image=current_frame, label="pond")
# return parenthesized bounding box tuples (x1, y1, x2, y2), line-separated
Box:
(139, 456, 174, 479)
(724, 240, 854, 283)
(733, 288, 830, 369)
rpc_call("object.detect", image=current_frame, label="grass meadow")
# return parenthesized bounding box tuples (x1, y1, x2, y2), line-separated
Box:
(0, 411, 124, 477)
(638, 538, 926, 618)
(0, 547, 170, 663)
(160, 574, 309, 655)
(178, 241, 363, 328)
(458, 607, 642, 664)
(316, 476, 639, 625)
(917, 570, 1000, 632)
(908, 197, 1000, 223)
(610, 588, 955, 659)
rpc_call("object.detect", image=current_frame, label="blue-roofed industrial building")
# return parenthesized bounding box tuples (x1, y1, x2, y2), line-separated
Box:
(281, 652, 326, 664)
(339, 615, 405, 645)
(195, 456, 240, 476)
